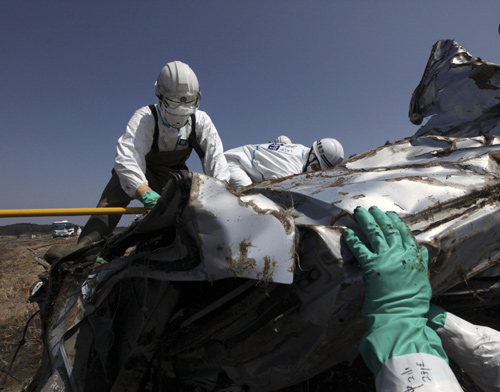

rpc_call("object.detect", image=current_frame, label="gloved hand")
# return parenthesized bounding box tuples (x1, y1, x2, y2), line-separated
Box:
(141, 190, 160, 210)
(342, 206, 448, 375)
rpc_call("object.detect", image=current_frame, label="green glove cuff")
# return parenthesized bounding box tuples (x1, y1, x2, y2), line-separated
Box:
(425, 303, 448, 331)
(141, 190, 160, 210)
(360, 318, 449, 376)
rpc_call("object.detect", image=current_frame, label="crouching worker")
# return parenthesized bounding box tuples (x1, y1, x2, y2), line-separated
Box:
(224, 138, 344, 190)
(45, 61, 230, 262)
(343, 206, 462, 391)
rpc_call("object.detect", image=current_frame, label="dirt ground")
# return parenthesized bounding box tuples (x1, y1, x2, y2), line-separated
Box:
(0, 235, 497, 391)
(0, 235, 78, 391)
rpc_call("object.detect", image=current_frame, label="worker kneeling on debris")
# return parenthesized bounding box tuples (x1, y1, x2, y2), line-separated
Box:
(45, 61, 230, 263)
(224, 137, 344, 190)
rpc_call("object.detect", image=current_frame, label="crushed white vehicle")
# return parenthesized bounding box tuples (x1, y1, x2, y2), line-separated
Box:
(30, 39, 500, 392)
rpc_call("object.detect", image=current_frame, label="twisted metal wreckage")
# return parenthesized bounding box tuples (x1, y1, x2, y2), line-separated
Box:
(30, 39, 500, 391)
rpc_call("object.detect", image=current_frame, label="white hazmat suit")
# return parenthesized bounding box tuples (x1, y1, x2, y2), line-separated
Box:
(225, 139, 345, 189)
(224, 142, 309, 189)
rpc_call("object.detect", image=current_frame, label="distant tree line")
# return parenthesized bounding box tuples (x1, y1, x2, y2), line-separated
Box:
(0, 223, 54, 236)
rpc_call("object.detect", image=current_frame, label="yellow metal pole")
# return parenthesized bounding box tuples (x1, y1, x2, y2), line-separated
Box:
(0, 207, 148, 218)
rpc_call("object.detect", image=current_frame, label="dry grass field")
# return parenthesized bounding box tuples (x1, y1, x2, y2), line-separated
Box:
(0, 235, 77, 391)
(0, 234, 497, 391)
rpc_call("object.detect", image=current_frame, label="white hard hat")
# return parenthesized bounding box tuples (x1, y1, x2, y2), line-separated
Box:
(275, 135, 292, 144)
(154, 61, 201, 128)
(311, 138, 344, 170)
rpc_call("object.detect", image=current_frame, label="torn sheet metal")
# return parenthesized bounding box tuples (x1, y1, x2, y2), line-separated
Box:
(31, 39, 500, 392)
(83, 172, 296, 292)
(179, 173, 296, 283)
(249, 134, 500, 295)
(110, 173, 296, 284)
(36, 134, 500, 391)
(409, 39, 500, 137)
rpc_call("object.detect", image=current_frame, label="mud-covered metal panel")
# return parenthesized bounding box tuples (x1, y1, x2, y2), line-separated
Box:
(102, 173, 296, 284)
(247, 135, 500, 296)
(180, 173, 296, 284)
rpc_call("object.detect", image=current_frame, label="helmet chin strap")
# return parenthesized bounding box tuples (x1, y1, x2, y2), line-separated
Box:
(304, 150, 320, 172)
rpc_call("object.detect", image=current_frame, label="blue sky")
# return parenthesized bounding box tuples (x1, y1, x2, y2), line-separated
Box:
(2, 0, 500, 226)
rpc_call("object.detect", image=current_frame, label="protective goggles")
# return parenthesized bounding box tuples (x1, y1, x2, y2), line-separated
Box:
(159, 93, 201, 110)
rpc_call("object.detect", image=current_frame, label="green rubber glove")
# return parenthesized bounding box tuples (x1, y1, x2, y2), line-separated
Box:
(426, 303, 448, 331)
(342, 206, 447, 376)
(141, 190, 160, 210)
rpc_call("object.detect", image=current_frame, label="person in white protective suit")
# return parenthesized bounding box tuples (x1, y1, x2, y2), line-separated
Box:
(45, 61, 230, 261)
(224, 138, 344, 189)
(343, 206, 500, 392)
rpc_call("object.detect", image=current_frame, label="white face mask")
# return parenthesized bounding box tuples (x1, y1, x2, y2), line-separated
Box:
(164, 112, 189, 128)
(157, 98, 194, 128)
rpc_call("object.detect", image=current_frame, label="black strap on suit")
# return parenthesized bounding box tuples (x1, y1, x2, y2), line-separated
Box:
(148, 105, 205, 159)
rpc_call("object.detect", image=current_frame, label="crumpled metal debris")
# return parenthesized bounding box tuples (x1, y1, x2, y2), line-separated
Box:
(409, 39, 500, 137)
(31, 39, 500, 392)
(251, 134, 500, 297)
